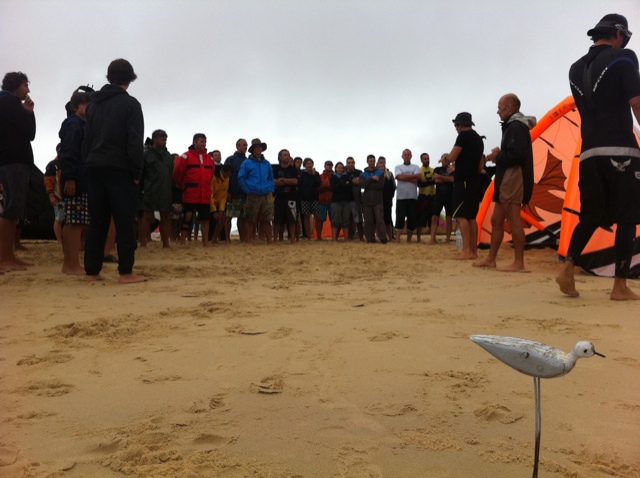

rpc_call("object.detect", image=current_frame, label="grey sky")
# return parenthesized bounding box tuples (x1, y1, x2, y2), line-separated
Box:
(2, 0, 639, 172)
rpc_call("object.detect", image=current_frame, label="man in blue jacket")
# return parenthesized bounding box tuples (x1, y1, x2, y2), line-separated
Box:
(0, 71, 35, 272)
(82, 59, 146, 283)
(238, 138, 274, 244)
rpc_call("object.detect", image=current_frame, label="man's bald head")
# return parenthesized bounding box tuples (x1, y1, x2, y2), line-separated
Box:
(497, 94, 521, 121)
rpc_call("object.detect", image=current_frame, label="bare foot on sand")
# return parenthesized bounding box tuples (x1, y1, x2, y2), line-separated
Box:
(64, 267, 86, 276)
(87, 275, 105, 282)
(473, 258, 496, 268)
(497, 263, 529, 273)
(427, 240, 438, 245)
(555, 271, 579, 297)
(610, 279, 640, 301)
(119, 273, 147, 284)
(0, 260, 28, 271)
(453, 253, 477, 260)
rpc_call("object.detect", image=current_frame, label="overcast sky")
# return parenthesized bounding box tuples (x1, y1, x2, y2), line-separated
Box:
(2, 0, 639, 173)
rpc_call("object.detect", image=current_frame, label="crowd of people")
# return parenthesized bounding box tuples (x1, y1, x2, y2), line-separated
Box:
(1, 13, 639, 299)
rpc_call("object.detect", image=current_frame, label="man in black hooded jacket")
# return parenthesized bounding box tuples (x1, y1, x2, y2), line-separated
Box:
(82, 58, 146, 283)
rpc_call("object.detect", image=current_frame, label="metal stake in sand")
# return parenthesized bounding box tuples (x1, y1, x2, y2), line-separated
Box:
(469, 334, 604, 478)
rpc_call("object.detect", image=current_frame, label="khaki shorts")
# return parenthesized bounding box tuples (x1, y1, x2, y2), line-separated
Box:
(244, 193, 274, 222)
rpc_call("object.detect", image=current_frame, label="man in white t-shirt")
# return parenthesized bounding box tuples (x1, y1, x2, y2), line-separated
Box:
(394, 149, 421, 243)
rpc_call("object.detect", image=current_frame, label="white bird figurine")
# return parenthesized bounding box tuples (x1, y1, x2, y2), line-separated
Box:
(470, 334, 604, 478)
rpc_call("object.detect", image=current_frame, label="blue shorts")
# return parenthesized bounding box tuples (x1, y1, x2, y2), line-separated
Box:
(319, 203, 332, 222)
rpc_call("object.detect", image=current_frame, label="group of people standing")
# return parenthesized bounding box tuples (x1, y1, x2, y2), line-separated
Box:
(1, 12, 639, 300)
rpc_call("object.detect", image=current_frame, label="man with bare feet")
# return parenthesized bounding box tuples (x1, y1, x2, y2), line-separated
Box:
(447, 112, 484, 260)
(238, 138, 274, 244)
(394, 149, 420, 243)
(59, 88, 92, 275)
(0, 71, 35, 272)
(429, 154, 454, 245)
(173, 133, 214, 246)
(83, 59, 146, 284)
(557, 14, 640, 300)
(140, 129, 173, 248)
(473, 94, 535, 272)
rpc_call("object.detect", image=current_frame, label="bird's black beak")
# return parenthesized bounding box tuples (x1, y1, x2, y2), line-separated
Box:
(594, 351, 605, 358)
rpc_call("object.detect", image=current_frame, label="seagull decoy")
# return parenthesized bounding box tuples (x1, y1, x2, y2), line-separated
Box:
(470, 334, 604, 478)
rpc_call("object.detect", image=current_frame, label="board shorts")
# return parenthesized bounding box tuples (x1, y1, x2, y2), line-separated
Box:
(417, 194, 434, 228)
(579, 155, 640, 227)
(64, 193, 90, 226)
(318, 203, 332, 222)
(273, 198, 297, 225)
(301, 200, 320, 215)
(0, 163, 30, 220)
(170, 203, 184, 220)
(452, 180, 480, 220)
(225, 197, 245, 219)
(54, 201, 66, 222)
(244, 193, 274, 222)
(497, 167, 524, 204)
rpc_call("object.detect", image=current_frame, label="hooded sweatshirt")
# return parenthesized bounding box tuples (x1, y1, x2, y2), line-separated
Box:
(493, 112, 536, 205)
(0, 90, 36, 167)
(238, 154, 274, 195)
(82, 84, 144, 180)
(58, 114, 87, 194)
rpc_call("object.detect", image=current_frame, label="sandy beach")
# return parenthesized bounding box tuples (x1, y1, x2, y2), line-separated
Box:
(1, 238, 638, 478)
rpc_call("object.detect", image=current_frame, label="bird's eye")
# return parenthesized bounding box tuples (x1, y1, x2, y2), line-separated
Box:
(583, 349, 588, 353)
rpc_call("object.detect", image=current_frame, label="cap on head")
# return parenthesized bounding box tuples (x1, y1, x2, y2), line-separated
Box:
(249, 138, 267, 154)
(452, 112, 475, 127)
(587, 13, 632, 47)
(324, 160, 333, 167)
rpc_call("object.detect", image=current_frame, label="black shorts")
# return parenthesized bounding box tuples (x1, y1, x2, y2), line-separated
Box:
(432, 191, 453, 218)
(452, 180, 480, 220)
(579, 155, 640, 227)
(183, 203, 210, 222)
(417, 194, 434, 228)
(0, 163, 30, 220)
(273, 198, 297, 225)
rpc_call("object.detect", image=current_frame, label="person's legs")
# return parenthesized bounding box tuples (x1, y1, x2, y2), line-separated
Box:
(159, 211, 171, 248)
(610, 223, 640, 300)
(85, 172, 111, 279)
(503, 203, 526, 271)
(374, 203, 388, 243)
(139, 210, 153, 247)
(474, 203, 506, 268)
(556, 220, 598, 297)
(105, 172, 143, 281)
(454, 217, 475, 260)
(62, 224, 85, 275)
(406, 199, 418, 243)
(363, 205, 375, 242)
(0, 218, 24, 270)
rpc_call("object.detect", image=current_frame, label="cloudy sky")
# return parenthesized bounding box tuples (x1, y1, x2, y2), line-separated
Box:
(2, 0, 639, 173)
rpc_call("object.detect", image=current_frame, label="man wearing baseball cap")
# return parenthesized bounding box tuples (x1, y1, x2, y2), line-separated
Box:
(557, 14, 640, 300)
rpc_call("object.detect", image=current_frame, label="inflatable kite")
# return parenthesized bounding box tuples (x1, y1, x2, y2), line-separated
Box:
(477, 96, 640, 278)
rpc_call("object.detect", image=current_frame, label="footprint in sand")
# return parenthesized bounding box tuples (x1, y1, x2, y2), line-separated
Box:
(250, 375, 284, 394)
(15, 379, 74, 397)
(183, 394, 226, 413)
(16, 352, 73, 366)
(139, 374, 183, 384)
(474, 404, 524, 424)
(364, 403, 417, 416)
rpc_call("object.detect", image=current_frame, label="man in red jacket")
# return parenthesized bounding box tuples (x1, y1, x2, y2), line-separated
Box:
(173, 133, 215, 246)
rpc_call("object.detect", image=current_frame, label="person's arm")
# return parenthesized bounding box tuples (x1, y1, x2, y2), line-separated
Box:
(172, 155, 186, 190)
(630, 95, 640, 125)
(495, 122, 529, 169)
(447, 146, 462, 163)
(127, 99, 145, 182)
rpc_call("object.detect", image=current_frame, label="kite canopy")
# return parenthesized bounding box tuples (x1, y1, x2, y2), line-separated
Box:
(476, 96, 640, 278)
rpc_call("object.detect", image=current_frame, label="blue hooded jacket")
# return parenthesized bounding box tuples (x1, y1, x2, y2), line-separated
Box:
(238, 154, 275, 195)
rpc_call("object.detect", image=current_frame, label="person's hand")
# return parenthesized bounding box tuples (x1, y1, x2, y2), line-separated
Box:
(372, 175, 379, 181)
(133, 179, 140, 185)
(63, 179, 76, 197)
(48, 193, 60, 206)
(22, 95, 34, 113)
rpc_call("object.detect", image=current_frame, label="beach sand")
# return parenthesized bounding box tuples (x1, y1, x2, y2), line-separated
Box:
(1, 238, 638, 478)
